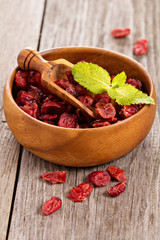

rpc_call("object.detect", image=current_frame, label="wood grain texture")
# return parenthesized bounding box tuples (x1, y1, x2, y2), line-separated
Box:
(4, 0, 160, 239)
(0, 0, 45, 239)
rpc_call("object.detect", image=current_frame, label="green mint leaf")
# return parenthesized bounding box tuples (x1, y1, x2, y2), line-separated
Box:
(112, 84, 155, 105)
(72, 62, 111, 94)
(112, 71, 127, 87)
(72, 62, 155, 105)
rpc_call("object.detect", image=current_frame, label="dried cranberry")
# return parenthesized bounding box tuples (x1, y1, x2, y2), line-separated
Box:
(95, 102, 116, 119)
(75, 84, 88, 95)
(111, 28, 130, 38)
(67, 182, 94, 202)
(88, 171, 111, 187)
(92, 119, 110, 128)
(41, 100, 66, 115)
(65, 71, 77, 84)
(126, 78, 142, 90)
(55, 79, 78, 97)
(58, 113, 79, 128)
(77, 95, 94, 107)
(107, 166, 127, 182)
(108, 182, 126, 197)
(20, 102, 40, 119)
(65, 104, 75, 113)
(94, 93, 110, 103)
(39, 114, 57, 121)
(107, 117, 118, 124)
(28, 71, 41, 86)
(40, 171, 66, 184)
(119, 104, 139, 118)
(43, 120, 55, 125)
(42, 196, 62, 215)
(16, 91, 36, 106)
(133, 39, 149, 55)
(15, 70, 28, 90)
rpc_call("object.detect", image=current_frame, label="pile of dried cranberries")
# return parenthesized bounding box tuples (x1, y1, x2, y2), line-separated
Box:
(40, 166, 127, 215)
(13, 69, 143, 128)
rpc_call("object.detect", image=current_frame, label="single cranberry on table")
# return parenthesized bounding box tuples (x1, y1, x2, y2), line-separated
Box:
(111, 28, 131, 38)
(40, 171, 66, 184)
(133, 39, 149, 55)
(106, 166, 127, 182)
(67, 182, 94, 202)
(42, 196, 62, 215)
(108, 182, 127, 197)
(88, 171, 111, 187)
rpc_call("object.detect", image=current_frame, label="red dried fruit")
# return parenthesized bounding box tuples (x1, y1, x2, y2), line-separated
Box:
(20, 102, 40, 118)
(77, 95, 94, 107)
(88, 171, 111, 187)
(39, 114, 57, 121)
(107, 166, 127, 182)
(92, 119, 110, 128)
(67, 182, 94, 202)
(66, 71, 77, 84)
(56, 79, 78, 97)
(16, 91, 36, 106)
(133, 39, 149, 55)
(95, 102, 116, 119)
(40, 171, 66, 184)
(107, 117, 118, 124)
(28, 71, 41, 86)
(75, 84, 88, 95)
(41, 100, 66, 115)
(111, 28, 130, 38)
(119, 104, 139, 118)
(42, 196, 62, 215)
(94, 94, 111, 103)
(58, 113, 79, 128)
(126, 78, 142, 90)
(15, 70, 28, 90)
(108, 182, 126, 197)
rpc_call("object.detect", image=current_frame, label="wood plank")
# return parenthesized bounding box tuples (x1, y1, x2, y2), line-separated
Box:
(8, 0, 160, 239)
(0, 0, 45, 239)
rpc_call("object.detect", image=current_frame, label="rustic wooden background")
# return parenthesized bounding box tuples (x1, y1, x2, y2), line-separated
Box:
(0, 0, 160, 240)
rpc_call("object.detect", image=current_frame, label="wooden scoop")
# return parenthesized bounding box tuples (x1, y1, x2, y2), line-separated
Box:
(17, 48, 96, 118)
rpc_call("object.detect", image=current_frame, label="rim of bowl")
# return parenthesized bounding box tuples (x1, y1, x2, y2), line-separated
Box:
(6, 46, 155, 131)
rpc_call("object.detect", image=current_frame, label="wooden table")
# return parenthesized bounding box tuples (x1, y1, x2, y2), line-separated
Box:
(0, 0, 160, 239)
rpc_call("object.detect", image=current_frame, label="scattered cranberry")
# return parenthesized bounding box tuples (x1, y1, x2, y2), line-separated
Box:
(40, 171, 66, 184)
(108, 182, 126, 197)
(88, 171, 111, 187)
(42, 196, 62, 215)
(133, 39, 149, 55)
(111, 28, 131, 38)
(67, 182, 94, 202)
(107, 166, 127, 182)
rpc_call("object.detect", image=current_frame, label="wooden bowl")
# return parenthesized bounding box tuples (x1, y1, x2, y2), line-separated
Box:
(3, 47, 156, 167)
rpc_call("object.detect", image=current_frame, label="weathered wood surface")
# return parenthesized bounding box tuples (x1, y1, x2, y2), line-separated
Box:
(0, 0, 160, 239)
(0, 1, 45, 240)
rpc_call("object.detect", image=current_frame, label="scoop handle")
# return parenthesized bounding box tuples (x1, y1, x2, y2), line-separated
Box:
(17, 48, 52, 74)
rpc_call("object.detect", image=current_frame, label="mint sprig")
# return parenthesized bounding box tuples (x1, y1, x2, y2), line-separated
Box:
(72, 62, 155, 105)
